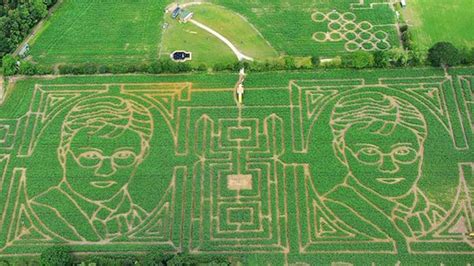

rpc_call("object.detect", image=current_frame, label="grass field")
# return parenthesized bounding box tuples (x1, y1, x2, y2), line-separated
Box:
(28, 0, 166, 66)
(401, 0, 474, 49)
(0, 67, 472, 264)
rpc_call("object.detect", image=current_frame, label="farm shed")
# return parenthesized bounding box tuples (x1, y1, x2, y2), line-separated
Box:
(178, 9, 194, 23)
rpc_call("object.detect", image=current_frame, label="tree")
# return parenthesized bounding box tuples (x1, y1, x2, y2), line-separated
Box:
(284, 56, 296, 70)
(427, 42, 461, 67)
(40, 246, 73, 266)
(2, 54, 18, 76)
(459, 46, 474, 65)
(373, 51, 391, 68)
(18, 60, 37, 75)
(311, 55, 320, 67)
(387, 47, 410, 67)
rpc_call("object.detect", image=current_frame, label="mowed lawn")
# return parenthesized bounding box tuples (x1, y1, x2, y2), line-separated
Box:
(402, 0, 474, 49)
(160, 3, 278, 66)
(29, 0, 167, 66)
(187, 3, 278, 60)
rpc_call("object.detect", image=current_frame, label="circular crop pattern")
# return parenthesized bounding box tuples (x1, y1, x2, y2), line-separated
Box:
(342, 12, 356, 21)
(354, 37, 365, 45)
(358, 21, 373, 31)
(328, 21, 342, 31)
(327, 11, 341, 21)
(345, 41, 360, 52)
(344, 31, 357, 41)
(358, 31, 373, 41)
(311, 10, 391, 52)
(376, 40, 391, 50)
(329, 31, 343, 41)
(311, 12, 327, 22)
(342, 21, 357, 31)
(361, 41, 375, 51)
(374, 30, 388, 40)
(312, 32, 328, 42)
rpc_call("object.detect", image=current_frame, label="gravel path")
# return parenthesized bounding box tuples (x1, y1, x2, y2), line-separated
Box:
(190, 19, 254, 61)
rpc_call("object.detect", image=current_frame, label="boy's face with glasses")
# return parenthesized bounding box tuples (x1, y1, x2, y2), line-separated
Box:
(64, 127, 144, 201)
(341, 121, 424, 199)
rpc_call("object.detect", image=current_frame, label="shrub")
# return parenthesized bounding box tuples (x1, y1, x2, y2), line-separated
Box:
(284, 56, 296, 70)
(58, 64, 75, 75)
(459, 46, 474, 65)
(343, 51, 374, 69)
(311, 56, 320, 67)
(18, 61, 38, 75)
(213, 63, 228, 72)
(97, 64, 110, 74)
(84, 255, 137, 266)
(142, 250, 173, 266)
(82, 63, 98, 74)
(2, 55, 18, 76)
(373, 51, 391, 68)
(196, 63, 208, 72)
(109, 63, 129, 74)
(40, 246, 73, 266)
(387, 47, 410, 67)
(427, 42, 461, 67)
(148, 61, 163, 74)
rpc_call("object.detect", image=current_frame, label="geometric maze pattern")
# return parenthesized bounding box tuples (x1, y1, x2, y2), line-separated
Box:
(190, 114, 288, 253)
(312, 10, 391, 52)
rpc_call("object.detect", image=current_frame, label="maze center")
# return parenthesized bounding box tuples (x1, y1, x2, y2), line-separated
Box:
(0, 71, 472, 263)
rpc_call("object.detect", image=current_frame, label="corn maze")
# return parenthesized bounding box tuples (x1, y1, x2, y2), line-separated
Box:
(0, 68, 472, 264)
(310, 0, 399, 55)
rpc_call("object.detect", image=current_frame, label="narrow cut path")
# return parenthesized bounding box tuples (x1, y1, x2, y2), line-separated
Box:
(189, 19, 254, 61)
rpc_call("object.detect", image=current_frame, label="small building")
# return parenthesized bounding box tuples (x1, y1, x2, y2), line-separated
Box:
(170, 51, 192, 62)
(400, 0, 407, 8)
(178, 9, 194, 23)
(19, 44, 30, 58)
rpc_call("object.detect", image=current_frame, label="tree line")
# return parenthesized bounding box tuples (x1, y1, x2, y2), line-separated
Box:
(0, 0, 57, 65)
(0, 245, 245, 266)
